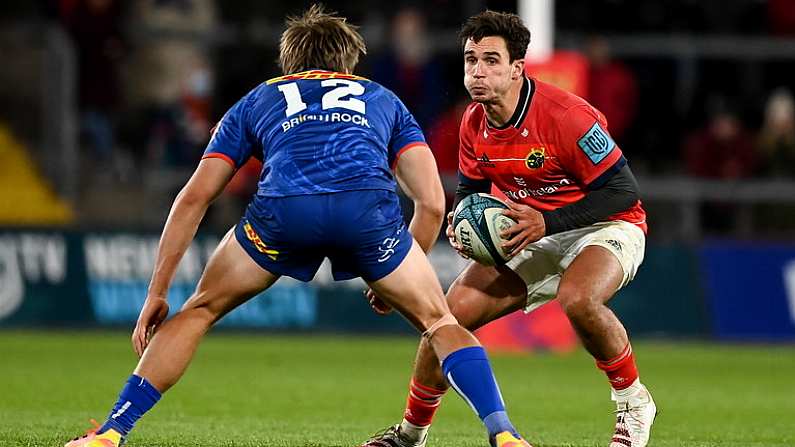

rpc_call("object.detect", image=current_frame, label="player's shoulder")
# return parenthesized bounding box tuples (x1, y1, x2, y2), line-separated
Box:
(366, 81, 421, 119)
(364, 79, 410, 108)
(531, 77, 601, 120)
(234, 81, 275, 107)
(370, 82, 404, 103)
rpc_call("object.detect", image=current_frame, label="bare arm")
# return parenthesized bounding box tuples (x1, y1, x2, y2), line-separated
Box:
(365, 145, 445, 315)
(147, 158, 236, 296)
(133, 158, 235, 355)
(394, 145, 446, 254)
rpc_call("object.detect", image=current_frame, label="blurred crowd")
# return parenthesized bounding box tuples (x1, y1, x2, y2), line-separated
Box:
(0, 0, 794, 231)
(55, 0, 217, 181)
(683, 90, 795, 179)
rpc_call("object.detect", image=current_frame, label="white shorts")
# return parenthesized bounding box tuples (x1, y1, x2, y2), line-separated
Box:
(505, 220, 646, 313)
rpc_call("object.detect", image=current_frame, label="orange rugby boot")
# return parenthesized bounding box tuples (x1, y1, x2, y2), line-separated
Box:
(493, 431, 533, 447)
(64, 419, 123, 447)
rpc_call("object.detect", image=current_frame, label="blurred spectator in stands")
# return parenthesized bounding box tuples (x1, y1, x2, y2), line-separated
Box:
(757, 88, 795, 177)
(584, 35, 638, 143)
(371, 7, 444, 131)
(683, 97, 757, 179)
(426, 96, 469, 208)
(60, 0, 126, 163)
(124, 0, 216, 168)
(683, 96, 758, 233)
(768, 0, 795, 36)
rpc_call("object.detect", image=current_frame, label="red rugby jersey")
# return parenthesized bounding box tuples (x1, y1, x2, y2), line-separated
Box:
(458, 77, 647, 233)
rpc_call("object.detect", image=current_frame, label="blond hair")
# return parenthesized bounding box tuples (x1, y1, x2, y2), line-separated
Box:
(279, 4, 367, 74)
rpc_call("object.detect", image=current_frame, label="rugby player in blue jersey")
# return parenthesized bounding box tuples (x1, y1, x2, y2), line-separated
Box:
(65, 5, 530, 447)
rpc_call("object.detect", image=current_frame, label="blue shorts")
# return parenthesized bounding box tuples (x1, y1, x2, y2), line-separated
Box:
(234, 190, 413, 282)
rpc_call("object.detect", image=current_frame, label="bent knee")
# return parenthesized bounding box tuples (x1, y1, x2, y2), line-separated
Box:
(416, 302, 452, 332)
(557, 286, 599, 317)
(422, 313, 459, 339)
(393, 290, 452, 334)
(447, 299, 484, 331)
(180, 295, 224, 323)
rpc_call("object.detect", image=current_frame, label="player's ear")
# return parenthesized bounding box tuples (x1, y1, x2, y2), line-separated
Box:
(511, 59, 524, 80)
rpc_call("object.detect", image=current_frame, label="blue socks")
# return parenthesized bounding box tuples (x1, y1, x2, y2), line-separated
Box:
(97, 351, 512, 439)
(100, 374, 162, 436)
(442, 346, 517, 438)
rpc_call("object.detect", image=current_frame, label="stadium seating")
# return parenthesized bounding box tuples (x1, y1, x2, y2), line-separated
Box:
(0, 124, 73, 225)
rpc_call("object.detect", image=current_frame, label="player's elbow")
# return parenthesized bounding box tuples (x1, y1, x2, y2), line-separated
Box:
(175, 185, 215, 209)
(414, 194, 446, 224)
(426, 201, 447, 222)
(615, 188, 639, 211)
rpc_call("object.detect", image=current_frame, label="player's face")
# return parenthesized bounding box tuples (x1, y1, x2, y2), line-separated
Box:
(463, 36, 523, 105)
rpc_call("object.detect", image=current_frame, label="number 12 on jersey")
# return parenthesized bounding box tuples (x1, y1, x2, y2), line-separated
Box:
(277, 80, 366, 116)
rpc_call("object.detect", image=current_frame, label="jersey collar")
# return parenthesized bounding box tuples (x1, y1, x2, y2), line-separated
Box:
(487, 76, 534, 130)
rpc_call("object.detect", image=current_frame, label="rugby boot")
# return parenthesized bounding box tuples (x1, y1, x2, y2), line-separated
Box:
(493, 431, 533, 447)
(360, 424, 427, 447)
(610, 383, 657, 447)
(64, 419, 124, 447)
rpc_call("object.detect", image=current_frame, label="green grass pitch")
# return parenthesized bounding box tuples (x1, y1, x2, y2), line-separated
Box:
(1, 331, 794, 446)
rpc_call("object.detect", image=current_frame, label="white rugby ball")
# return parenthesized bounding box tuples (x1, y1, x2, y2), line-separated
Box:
(452, 193, 516, 266)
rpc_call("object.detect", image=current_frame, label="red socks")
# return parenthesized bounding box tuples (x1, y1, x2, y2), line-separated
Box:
(596, 343, 638, 390)
(403, 378, 447, 427)
(403, 346, 637, 428)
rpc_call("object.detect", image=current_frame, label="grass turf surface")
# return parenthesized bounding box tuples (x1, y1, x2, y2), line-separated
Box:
(1, 331, 794, 446)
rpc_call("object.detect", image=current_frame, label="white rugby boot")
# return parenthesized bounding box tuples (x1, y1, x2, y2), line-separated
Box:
(360, 424, 427, 447)
(610, 381, 657, 447)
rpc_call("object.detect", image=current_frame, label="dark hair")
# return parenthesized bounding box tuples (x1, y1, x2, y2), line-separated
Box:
(459, 10, 531, 62)
(279, 4, 367, 74)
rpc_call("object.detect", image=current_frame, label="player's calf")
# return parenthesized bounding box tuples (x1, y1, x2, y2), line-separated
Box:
(426, 323, 527, 443)
(368, 246, 532, 445)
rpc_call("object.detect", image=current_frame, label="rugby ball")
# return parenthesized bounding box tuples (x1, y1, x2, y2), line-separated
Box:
(452, 193, 516, 266)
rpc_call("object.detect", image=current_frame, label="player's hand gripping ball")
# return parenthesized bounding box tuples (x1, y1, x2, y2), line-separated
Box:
(452, 193, 517, 266)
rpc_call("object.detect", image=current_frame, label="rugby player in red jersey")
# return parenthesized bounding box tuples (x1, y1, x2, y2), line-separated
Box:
(363, 10, 656, 447)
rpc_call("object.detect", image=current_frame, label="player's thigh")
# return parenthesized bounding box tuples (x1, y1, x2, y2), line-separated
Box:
(182, 228, 279, 321)
(446, 262, 528, 331)
(367, 240, 449, 332)
(557, 245, 623, 310)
